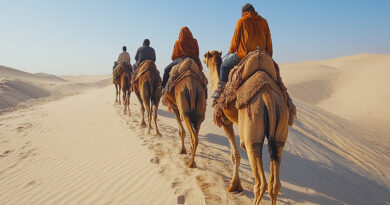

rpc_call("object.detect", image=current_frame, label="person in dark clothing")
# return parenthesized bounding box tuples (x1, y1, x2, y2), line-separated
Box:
(112, 61, 118, 72)
(133, 39, 156, 71)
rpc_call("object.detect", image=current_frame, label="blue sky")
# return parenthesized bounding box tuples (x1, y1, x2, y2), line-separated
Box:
(0, 0, 389, 75)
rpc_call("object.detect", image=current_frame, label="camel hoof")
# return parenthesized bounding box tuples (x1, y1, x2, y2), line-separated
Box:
(140, 123, 146, 128)
(187, 161, 196, 168)
(179, 149, 187, 154)
(227, 181, 243, 193)
(155, 133, 162, 137)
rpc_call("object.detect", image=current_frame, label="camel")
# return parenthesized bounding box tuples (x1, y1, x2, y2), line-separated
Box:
(133, 60, 162, 136)
(119, 70, 131, 115)
(204, 51, 291, 205)
(163, 58, 207, 168)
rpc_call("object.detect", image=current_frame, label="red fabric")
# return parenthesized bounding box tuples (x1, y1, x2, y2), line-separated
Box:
(171, 27, 203, 70)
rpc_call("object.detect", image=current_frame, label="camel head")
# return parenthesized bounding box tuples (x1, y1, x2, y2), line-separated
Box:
(204, 50, 222, 92)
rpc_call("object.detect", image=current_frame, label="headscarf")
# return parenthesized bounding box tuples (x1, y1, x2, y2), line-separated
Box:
(171, 27, 202, 70)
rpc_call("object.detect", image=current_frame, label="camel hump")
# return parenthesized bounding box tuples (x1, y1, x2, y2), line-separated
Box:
(139, 60, 154, 69)
(137, 60, 159, 78)
(241, 51, 277, 82)
(170, 57, 201, 76)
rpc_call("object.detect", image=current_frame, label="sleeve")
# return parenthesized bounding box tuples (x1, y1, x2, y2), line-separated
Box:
(229, 20, 242, 54)
(265, 20, 273, 57)
(151, 48, 156, 62)
(135, 48, 140, 61)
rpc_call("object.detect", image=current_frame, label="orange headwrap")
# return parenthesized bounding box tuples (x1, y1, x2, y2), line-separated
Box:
(172, 26, 202, 70)
(229, 11, 273, 59)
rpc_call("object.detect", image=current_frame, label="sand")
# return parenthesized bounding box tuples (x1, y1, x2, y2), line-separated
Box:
(1, 54, 390, 204)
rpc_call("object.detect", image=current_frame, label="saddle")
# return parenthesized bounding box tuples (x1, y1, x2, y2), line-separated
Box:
(131, 60, 161, 92)
(113, 62, 132, 82)
(214, 50, 296, 126)
(162, 57, 208, 111)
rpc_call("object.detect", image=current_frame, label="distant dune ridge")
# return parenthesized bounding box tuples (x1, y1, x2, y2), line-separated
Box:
(0, 54, 389, 204)
(0, 65, 111, 112)
(281, 53, 390, 133)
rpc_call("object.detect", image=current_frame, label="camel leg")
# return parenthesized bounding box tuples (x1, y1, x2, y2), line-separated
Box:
(115, 84, 119, 103)
(118, 85, 121, 104)
(223, 123, 243, 192)
(145, 100, 152, 135)
(123, 90, 127, 114)
(184, 116, 198, 168)
(238, 107, 267, 205)
(153, 103, 162, 137)
(268, 125, 288, 205)
(177, 94, 201, 168)
(269, 154, 281, 205)
(127, 90, 131, 116)
(135, 91, 146, 128)
(172, 107, 186, 154)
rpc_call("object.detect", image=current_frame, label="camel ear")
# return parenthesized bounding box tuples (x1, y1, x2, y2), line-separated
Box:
(204, 51, 210, 58)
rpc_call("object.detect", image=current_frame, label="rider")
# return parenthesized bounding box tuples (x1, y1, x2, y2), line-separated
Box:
(117, 46, 131, 67)
(211, 3, 273, 98)
(112, 61, 118, 72)
(161, 26, 202, 88)
(133, 39, 156, 71)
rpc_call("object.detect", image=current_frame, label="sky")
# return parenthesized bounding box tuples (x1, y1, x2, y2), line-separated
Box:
(0, 0, 389, 75)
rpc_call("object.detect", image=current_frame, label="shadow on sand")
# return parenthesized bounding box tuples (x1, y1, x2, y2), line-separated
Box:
(157, 109, 175, 119)
(201, 132, 390, 205)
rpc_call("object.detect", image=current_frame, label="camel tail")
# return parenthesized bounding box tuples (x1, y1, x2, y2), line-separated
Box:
(184, 85, 198, 133)
(143, 72, 156, 105)
(123, 75, 130, 92)
(263, 89, 278, 161)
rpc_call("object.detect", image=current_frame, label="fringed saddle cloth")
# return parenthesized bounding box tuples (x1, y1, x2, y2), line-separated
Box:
(162, 57, 208, 112)
(214, 50, 296, 127)
(131, 60, 161, 92)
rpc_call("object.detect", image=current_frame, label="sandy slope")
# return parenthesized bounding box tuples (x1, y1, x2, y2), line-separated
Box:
(0, 83, 389, 204)
(1, 54, 390, 205)
(281, 54, 390, 133)
(0, 86, 178, 205)
(0, 65, 111, 113)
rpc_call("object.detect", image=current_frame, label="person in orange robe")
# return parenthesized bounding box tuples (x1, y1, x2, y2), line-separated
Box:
(212, 3, 273, 98)
(161, 26, 202, 88)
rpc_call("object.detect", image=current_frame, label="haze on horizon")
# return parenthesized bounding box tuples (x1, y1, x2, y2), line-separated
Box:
(1, 0, 389, 75)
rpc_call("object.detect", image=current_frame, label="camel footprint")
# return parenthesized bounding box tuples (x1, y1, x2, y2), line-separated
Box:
(0, 149, 14, 158)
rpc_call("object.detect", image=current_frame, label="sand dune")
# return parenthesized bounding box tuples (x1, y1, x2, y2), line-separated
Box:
(281, 54, 390, 133)
(1, 54, 389, 204)
(0, 79, 50, 110)
(0, 65, 111, 113)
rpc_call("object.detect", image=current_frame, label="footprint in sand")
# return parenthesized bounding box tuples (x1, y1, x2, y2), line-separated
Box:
(171, 181, 182, 188)
(150, 157, 160, 164)
(177, 195, 185, 204)
(25, 179, 42, 187)
(0, 150, 14, 158)
(19, 148, 37, 160)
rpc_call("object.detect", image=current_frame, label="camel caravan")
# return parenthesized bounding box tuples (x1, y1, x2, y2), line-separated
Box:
(111, 3, 296, 204)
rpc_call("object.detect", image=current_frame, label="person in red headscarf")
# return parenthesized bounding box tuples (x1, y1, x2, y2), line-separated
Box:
(161, 26, 202, 88)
